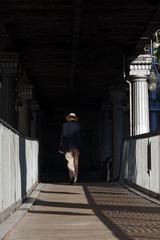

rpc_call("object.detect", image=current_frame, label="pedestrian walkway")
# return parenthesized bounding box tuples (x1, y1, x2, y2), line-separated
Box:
(1, 172, 160, 240)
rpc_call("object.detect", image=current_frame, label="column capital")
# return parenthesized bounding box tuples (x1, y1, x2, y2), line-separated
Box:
(0, 52, 19, 75)
(31, 100, 40, 111)
(18, 84, 33, 101)
(129, 54, 151, 77)
(101, 102, 111, 112)
(110, 88, 125, 103)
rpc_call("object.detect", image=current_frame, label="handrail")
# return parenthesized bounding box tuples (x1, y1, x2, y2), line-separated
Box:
(0, 119, 39, 224)
(121, 128, 160, 197)
(123, 129, 160, 141)
(0, 118, 38, 141)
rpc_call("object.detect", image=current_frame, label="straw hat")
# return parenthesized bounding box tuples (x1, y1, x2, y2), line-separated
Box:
(66, 113, 78, 121)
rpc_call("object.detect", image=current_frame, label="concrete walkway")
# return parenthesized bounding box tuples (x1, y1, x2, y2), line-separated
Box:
(1, 178, 160, 239)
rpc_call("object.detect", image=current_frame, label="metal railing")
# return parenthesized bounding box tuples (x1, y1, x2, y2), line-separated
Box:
(120, 130, 160, 197)
(0, 118, 39, 223)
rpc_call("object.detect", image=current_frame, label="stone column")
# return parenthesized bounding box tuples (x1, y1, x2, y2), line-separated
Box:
(101, 104, 112, 164)
(0, 53, 19, 127)
(18, 84, 33, 136)
(129, 54, 151, 135)
(31, 100, 40, 138)
(110, 88, 125, 180)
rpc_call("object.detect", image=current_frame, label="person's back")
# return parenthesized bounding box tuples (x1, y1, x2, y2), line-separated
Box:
(60, 113, 84, 184)
(62, 120, 83, 152)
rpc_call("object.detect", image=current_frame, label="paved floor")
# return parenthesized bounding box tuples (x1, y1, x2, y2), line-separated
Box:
(1, 171, 160, 240)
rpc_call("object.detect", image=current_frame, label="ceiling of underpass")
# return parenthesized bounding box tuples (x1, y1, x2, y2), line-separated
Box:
(0, 0, 160, 109)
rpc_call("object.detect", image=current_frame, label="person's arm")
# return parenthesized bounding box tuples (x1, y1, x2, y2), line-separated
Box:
(61, 123, 67, 139)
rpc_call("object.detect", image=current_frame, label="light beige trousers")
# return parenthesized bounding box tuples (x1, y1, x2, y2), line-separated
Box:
(65, 148, 80, 182)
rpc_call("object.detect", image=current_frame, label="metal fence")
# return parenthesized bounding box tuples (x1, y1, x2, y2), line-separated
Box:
(120, 130, 160, 196)
(0, 120, 39, 223)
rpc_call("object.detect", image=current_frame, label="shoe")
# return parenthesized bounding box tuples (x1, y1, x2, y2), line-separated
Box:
(70, 177, 75, 185)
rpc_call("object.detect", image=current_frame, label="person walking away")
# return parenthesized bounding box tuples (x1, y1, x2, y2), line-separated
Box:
(61, 113, 84, 184)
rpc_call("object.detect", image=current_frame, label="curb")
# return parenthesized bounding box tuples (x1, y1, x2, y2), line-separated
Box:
(0, 183, 44, 240)
(122, 183, 160, 206)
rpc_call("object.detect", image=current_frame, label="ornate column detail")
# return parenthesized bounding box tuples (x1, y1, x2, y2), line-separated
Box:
(30, 100, 40, 138)
(0, 53, 19, 72)
(129, 54, 151, 135)
(18, 84, 33, 136)
(0, 52, 19, 127)
(110, 88, 125, 181)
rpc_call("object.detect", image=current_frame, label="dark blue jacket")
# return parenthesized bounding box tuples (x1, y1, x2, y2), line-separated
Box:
(61, 120, 84, 153)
